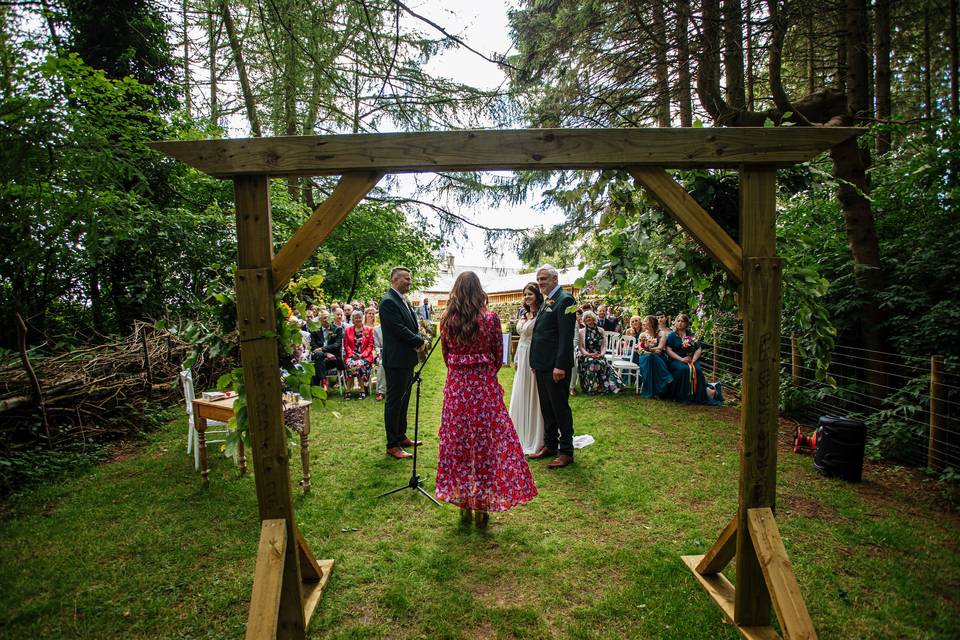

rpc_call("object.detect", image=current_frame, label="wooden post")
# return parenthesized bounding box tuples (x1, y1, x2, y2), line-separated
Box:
(735, 166, 780, 627)
(791, 334, 800, 386)
(233, 175, 306, 639)
(712, 328, 719, 383)
(929, 355, 945, 472)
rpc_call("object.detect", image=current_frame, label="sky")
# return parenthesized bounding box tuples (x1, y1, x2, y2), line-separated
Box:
(396, 1, 566, 270)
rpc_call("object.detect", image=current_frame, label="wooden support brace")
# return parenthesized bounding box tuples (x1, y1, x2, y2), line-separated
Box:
(696, 515, 738, 575)
(682, 556, 781, 640)
(627, 167, 743, 283)
(247, 519, 288, 640)
(272, 171, 385, 291)
(747, 508, 818, 640)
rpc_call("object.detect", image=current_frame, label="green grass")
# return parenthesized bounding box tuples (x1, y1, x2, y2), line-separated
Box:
(1, 354, 958, 639)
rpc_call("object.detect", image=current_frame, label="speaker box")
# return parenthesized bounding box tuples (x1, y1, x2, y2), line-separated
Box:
(813, 416, 866, 482)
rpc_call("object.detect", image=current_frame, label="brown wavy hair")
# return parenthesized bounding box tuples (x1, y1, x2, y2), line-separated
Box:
(521, 282, 544, 314)
(440, 271, 488, 344)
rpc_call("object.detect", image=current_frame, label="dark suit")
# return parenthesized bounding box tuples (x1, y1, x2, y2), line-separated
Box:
(310, 323, 343, 384)
(530, 286, 577, 456)
(379, 289, 425, 449)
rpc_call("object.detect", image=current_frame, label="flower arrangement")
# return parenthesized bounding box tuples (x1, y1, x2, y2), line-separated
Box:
(680, 334, 698, 350)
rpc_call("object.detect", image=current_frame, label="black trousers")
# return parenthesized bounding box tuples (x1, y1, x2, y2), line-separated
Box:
(383, 366, 415, 449)
(534, 368, 574, 456)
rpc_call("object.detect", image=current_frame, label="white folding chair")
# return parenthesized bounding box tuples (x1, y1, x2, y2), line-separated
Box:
(611, 336, 641, 393)
(603, 331, 621, 362)
(181, 369, 230, 471)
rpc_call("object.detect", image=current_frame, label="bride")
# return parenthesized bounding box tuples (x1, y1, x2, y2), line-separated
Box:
(509, 283, 545, 454)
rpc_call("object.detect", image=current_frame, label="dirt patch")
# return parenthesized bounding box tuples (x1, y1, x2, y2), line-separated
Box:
(103, 440, 143, 464)
(780, 492, 837, 520)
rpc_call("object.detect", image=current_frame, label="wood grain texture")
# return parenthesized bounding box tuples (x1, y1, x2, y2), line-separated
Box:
(747, 508, 818, 640)
(696, 515, 738, 575)
(735, 166, 781, 627)
(236, 268, 278, 341)
(246, 519, 287, 640)
(302, 559, 335, 630)
(233, 177, 306, 639)
(682, 556, 782, 640)
(149, 127, 863, 177)
(629, 167, 743, 283)
(272, 171, 384, 291)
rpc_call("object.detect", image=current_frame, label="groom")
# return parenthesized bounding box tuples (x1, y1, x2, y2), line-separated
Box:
(529, 264, 577, 468)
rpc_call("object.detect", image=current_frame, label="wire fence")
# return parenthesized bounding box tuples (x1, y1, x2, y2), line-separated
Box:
(702, 327, 960, 474)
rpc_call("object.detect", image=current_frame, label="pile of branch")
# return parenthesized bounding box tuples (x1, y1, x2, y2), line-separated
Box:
(0, 321, 229, 451)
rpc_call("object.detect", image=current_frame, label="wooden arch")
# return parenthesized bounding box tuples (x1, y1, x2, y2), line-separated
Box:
(152, 127, 860, 640)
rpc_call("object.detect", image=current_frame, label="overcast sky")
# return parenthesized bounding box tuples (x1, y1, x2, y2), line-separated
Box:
(398, 1, 565, 270)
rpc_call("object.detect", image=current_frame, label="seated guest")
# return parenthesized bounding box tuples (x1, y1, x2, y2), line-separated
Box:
(636, 315, 672, 399)
(342, 303, 353, 322)
(373, 322, 386, 401)
(310, 310, 343, 386)
(656, 312, 671, 342)
(665, 314, 719, 405)
(597, 305, 620, 332)
(332, 307, 346, 328)
(343, 309, 375, 399)
(623, 315, 642, 338)
(363, 306, 378, 328)
(577, 311, 623, 395)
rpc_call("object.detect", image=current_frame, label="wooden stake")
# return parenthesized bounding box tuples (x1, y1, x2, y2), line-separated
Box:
(735, 166, 780, 627)
(697, 515, 738, 575)
(234, 176, 306, 639)
(929, 355, 945, 472)
(246, 519, 287, 640)
(713, 328, 720, 383)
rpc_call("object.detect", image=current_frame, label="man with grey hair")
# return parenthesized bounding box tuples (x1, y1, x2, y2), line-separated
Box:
(379, 266, 426, 459)
(528, 264, 577, 468)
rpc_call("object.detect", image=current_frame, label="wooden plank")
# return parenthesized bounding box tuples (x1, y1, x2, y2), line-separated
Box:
(747, 509, 818, 640)
(236, 268, 277, 340)
(735, 166, 781, 628)
(629, 167, 743, 283)
(149, 127, 863, 177)
(272, 171, 384, 291)
(696, 515, 738, 575)
(246, 519, 287, 640)
(682, 556, 782, 640)
(302, 559, 335, 629)
(234, 176, 306, 640)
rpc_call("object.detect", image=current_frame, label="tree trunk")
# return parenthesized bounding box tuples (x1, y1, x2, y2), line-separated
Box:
(676, 0, 693, 126)
(284, 18, 300, 200)
(722, 0, 745, 109)
(222, 0, 262, 137)
(806, 10, 815, 96)
(875, 0, 891, 154)
(951, 0, 959, 117)
(835, 2, 847, 92)
(746, 0, 754, 110)
(207, 4, 218, 126)
(183, 0, 191, 116)
(653, 0, 672, 126)
(924, 2, 933, 119)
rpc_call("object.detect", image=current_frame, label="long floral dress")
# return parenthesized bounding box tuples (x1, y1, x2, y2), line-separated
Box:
(435, 311, 538, 512)
(577, 325, 623, 395)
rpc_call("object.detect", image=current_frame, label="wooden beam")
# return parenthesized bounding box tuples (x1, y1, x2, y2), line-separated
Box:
(234, 176, 306, 640)
(696, 515, 738, 575)
(747, 508, 818, 640)
(149, 127, 863, 177)
(302, 559, 335, 629)
(272, 171, 384, 291)
(246, 519, 287, 640)
(628, 167, 743, 283)
(735, 166, 781, 627)
(682, 556, 782, 640)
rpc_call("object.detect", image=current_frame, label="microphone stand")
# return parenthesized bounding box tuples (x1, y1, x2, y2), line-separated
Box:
(377, 333, 442, 505)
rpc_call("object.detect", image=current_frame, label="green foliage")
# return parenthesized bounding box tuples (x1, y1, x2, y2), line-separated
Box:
(0, 442, 105, 496)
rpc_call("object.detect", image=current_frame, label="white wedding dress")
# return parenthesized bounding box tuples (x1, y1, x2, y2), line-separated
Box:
(509, 317, 545, 454)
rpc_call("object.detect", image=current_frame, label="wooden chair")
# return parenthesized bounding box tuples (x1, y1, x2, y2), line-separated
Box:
(180, 369, 229, 471)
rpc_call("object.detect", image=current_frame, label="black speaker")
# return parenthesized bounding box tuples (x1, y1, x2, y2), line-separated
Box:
(813, 416, 866, 482)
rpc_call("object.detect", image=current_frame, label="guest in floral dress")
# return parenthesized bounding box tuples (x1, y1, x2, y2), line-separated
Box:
(343, 310, 374, 399)
(435, 271, 537, 528)
(577, 311, 623, 395)
(665, 313, 720, 405)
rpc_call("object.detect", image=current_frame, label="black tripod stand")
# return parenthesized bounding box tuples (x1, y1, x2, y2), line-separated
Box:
(377, 334, 442, 505)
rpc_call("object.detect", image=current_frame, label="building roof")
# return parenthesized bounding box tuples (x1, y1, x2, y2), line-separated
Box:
(418, 263, 521, 297)
(483, 266, 586, 295)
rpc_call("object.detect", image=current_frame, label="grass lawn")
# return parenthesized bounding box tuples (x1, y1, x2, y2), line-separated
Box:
(1, 353, 958, 639)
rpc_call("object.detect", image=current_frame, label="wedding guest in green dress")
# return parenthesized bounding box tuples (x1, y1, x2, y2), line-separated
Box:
(636, 315, 673, 399)
(665, 314, 719, 405)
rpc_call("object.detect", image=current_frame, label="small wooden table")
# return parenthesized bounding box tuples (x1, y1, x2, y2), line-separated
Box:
(191, 396, 313, 489)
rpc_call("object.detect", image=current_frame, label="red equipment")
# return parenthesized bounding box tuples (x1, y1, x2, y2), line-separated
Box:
(793, 427, 818, 454)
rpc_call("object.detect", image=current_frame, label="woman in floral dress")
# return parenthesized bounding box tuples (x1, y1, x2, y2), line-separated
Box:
(435, 272, 537, 528)
(577, 311, 623, 395)
(343, 310, 374, 399)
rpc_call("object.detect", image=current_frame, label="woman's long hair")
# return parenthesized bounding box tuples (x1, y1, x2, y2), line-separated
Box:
(441, 271, 488, 344)
(521, 282, 544, 314)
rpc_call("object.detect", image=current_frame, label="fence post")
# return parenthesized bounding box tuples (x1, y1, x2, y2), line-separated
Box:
(791, 335, 800, 386)
(712, 328, 719, 383)
(929, 355, 944, 472)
